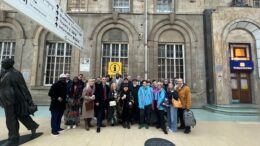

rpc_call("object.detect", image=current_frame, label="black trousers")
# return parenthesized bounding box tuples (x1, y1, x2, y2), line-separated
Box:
(122, 107, 131, 123)
(132, 105, 140, 123)
(178, 108, 191, 131)
(155, 108, 166, 131)
(140, 104, 152, 125)
(96, 106, 105, 128)
(4, 105, 39, 140)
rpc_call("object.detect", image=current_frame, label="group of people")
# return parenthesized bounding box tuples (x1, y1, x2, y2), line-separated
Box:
(49, 72, 192, 136)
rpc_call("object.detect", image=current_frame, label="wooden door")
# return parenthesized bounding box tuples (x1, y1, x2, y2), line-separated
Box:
(231, 72, 252, 103)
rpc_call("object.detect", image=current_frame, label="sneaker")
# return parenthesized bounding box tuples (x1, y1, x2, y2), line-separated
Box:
(168, 129, 173, 133)
(145, 124, 149, 129)
(184, 129, 191, 134)
(58, 128, 65, 133)
(67, 126, 72, 130)
(72, 125, 76, 129)
(51, 132, 59, 137)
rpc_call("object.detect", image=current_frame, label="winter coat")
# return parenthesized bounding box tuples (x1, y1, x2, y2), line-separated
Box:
(138, 86, 153, 109)
(48, 80, 67, 112)
(154, 88, 166, 110)
(176, 84, 192, 109)
(81, 86, 95, 119)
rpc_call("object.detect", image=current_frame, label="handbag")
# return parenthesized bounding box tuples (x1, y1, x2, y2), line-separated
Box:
(109, 101, 117, 106)
(172, 98, 182, 108)
(85, 100, 94, 111)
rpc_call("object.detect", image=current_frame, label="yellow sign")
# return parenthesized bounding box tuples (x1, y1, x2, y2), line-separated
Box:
(108, 62, 122, 76)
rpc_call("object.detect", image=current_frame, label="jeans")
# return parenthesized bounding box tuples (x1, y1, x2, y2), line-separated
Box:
(140, 104, 152, 125)
(167, 105, 178, 132)
(51, 111, 64, 133)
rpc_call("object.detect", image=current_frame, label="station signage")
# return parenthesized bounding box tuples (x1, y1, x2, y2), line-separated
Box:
(4, 0, 84, 50)
(230, 60, 254, 71)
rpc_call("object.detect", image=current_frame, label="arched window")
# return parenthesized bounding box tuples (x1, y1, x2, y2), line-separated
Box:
(158, 30, 185, 81)
(101, 28, 129, 77)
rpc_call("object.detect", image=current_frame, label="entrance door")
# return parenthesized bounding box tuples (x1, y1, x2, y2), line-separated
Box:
(230, 72, 252, 103)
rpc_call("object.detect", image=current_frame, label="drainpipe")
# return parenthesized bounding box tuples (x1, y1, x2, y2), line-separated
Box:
(144, 0, 148, 80)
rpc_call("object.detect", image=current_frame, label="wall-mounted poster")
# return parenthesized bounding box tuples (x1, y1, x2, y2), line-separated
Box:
(80, 58, 90, 72)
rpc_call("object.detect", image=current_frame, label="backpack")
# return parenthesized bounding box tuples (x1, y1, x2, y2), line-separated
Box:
(184, 110, 196, 128)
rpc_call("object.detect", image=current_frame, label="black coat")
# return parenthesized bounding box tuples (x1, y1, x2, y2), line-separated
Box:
(119, 90, 133, 109)
(132, 85, 140, 107)
(166, 90, 179, 105)
(0, 68, 34, 116)
(48, 80, 67, 112)
(94, 83, 110, 109)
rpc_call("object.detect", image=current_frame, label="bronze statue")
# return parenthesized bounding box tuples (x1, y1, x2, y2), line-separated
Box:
(0, 58, 39, 146)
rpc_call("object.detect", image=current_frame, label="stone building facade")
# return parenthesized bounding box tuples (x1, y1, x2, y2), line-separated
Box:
(0, 0, 260, 107)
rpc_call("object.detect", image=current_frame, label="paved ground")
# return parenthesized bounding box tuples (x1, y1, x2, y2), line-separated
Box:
(0, 107, 260, 146)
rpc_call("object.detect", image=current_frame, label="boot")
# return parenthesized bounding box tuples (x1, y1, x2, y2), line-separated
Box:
(84, 119, 89, 131)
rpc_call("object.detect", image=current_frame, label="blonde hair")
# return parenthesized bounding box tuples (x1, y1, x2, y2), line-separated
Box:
(110, 82, 117, 91)
(86, 79, 95, 91)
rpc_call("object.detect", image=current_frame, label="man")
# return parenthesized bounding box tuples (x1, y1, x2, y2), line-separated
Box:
(127, 75, 133, 91)
(131, 79, 140, 124)
(163, 79, 169, 91)
(112, 73, 123, 91)
(48, 74, 67, 136)
(94, 77, 110, 133)
(138, 80, 153, 129)
(176, 78, 192, 134)
(78, 74, 85, 88)
(0, 59, 39, 146)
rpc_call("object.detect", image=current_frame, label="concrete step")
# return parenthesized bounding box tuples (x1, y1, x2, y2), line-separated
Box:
(203, 104, 260, 116)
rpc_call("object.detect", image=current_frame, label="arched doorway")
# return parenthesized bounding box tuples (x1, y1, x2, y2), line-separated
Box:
(225, 21, 260, 104)
(101, 28, 129, 77)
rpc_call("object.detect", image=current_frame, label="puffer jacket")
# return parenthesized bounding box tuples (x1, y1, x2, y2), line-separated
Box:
(176, 84, 192, 109)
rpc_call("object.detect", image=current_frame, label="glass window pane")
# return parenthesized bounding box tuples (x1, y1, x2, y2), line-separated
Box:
(241, 79, 248, 89)
(102, 43, 129, 78)
(44, 42, 71, 85)
(158, 43, 184, 81)
(112, 44, 119, 57)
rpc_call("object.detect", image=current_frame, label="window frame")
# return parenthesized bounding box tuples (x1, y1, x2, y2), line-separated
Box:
(67, 0, 86, 12)
(158, 43, 185, 81)
(43, 41, 72, 86)
(112, 0, 130, 13)
(0, 41, 16, 69)
(156, 0, 174, 13)
(101, 42, 129, 77)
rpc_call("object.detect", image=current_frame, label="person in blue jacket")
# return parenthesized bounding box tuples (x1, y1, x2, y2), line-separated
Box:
(138, 80, 153, 129)
(153, 82, 168, 134)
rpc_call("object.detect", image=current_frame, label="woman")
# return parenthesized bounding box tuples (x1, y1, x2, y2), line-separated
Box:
(81, 79, 95, 131)
(108, 83, 119, 126)
(119, 84, 133, 129)
(166, 83, 179, 133)
(64, 76, 83, 129)
(154, 82, 168, 134)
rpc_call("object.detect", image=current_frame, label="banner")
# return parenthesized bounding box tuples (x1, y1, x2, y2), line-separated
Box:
(4, 0, 84, 49)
